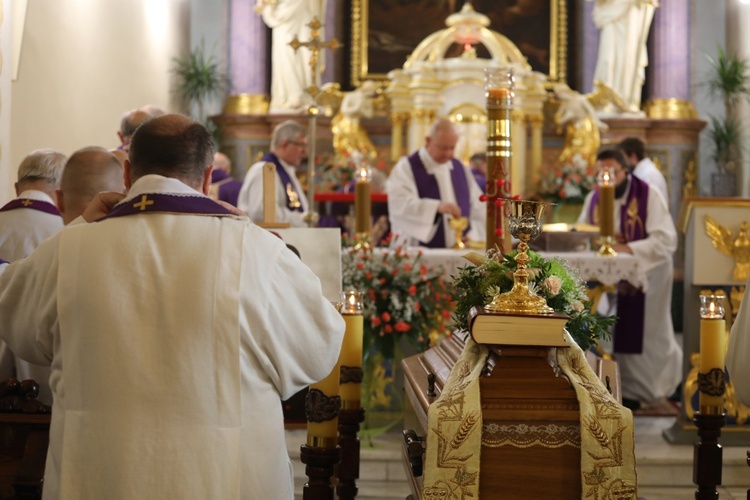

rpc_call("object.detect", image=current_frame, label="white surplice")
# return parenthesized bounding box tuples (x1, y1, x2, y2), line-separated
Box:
(0, 175, 345, 500)
(727, 274, 750, 406)
(632, 157, 669, 211)
(578, 176, 682, 403)
(0, 189, 62, 405)
(238, 158, 309, 227)
(386, 148, 486, 248)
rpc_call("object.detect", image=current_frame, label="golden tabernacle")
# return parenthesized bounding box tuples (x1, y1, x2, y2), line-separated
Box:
(402, 328, 634, 499)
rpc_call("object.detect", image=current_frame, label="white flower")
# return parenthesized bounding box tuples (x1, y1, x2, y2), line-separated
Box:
(570, 300, 584, 312)
(542, 275, 563, 297)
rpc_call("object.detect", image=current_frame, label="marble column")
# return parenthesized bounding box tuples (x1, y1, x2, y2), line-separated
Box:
(228, 0, 267, 96)
(727, 0, 750, 196)
(581, 0, 600, 95)
(322, 0, 336, 85)
(647, 0, 690, 101)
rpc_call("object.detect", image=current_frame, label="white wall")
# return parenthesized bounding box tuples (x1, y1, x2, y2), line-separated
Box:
(0, 0, 13, 202)
(5, 0, 190, 200)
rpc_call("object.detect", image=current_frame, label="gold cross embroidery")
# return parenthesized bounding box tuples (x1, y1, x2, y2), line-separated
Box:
(133, 195, 154, 211)
(21, 199, 32, 207)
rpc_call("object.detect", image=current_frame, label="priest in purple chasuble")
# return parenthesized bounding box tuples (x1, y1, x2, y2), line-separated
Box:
(238, 120, 309, 226)
(0, 115, 345, 500)
(0, 149, 67, 407)
(386, 119, 486, 248)
(578, 149, 681, 407)
(208, 152, 242, 207)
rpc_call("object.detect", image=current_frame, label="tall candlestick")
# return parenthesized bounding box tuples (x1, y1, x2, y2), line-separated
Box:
(304, 105, 320, 227)
(262, 162, 277, 223)
(596, 165, 617, 256)
(354, 167, 372, 235)
(698, 295, 727, 414)
(484, 67, 514, 254)
(339, 291, 364, 408)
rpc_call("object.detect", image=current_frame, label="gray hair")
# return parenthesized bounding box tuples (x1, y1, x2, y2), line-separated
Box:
(427, 118, 459, 139)
(120, 105, 165, 137)
(17, 149, 67, 188)
(271, 120, 306, 149)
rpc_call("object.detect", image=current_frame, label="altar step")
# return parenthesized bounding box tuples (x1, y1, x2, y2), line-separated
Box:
(287, 417, 750, 499)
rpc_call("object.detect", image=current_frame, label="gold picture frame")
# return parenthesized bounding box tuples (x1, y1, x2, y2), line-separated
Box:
(350, 0, 568, 87)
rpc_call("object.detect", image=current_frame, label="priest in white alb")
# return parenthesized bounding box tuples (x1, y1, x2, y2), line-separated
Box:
(386, 119, 486, 248)
(0, 114, 345, 499)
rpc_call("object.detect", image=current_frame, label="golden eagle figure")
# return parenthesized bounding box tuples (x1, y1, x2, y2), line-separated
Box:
(704, 215, 750, 282)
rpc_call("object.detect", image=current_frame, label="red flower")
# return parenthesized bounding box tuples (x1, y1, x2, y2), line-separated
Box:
(384, 324, 393, 334)
(394, 321, 411, 332)
(371, 316, 382, 327)
(356, 263, 364, 270)
(365, 272, 372, 280)
(409, 285, 417, 296)
(381, 311, 391, 322)
(404, 263, 411, 272)
(368, 289, 376, 301)
(379, 278, 386, 285)
(441, 310, 451, 319)
(415, 302, 421, 311)
(420, 265, 427, 276)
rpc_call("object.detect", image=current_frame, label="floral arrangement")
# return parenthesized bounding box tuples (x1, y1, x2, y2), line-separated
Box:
(534, 153, 597, 204)
(341, 241, 453, 361)
(451, 249, 615, 351)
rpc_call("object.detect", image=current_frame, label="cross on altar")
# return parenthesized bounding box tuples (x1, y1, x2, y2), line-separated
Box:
(133, 195, 154, 211)
(288, 16, 340, 98)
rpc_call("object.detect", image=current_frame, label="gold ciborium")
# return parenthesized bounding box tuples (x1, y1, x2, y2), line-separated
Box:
(486, 199, 553, 314)
(448, 216, 468, 249)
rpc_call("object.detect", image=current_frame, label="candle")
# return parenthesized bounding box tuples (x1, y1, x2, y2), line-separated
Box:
(699, 295, 726, 413)
(307, 337, 342, 447)
(339, 291, 364, 407)
(487, 87, 512, 101)
(598, 184, 615, 237)
(354, 166, 372, 234)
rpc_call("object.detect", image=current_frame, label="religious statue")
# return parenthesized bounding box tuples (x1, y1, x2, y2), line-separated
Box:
(256, 0, 325, 112)
(589, 0, 658, 114)
(331, 81, 379, 162)
(553, 84, 608, 166)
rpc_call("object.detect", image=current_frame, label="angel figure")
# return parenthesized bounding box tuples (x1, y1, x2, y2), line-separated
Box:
(705, 216, 750, 282)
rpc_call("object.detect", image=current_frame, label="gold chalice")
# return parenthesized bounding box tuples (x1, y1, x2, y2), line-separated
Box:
(448, 216, 468, 249)
(486, 199, 553, 315)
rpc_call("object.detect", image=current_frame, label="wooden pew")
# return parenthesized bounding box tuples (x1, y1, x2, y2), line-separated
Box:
(0, 378, 51, 500)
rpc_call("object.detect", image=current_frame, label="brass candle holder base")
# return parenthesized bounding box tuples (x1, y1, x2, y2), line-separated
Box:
(485, 200, 553, 315)
(597, 235, 617, 257)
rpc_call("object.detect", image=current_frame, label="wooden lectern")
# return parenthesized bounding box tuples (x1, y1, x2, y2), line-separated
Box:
(401, 331, 620, 499)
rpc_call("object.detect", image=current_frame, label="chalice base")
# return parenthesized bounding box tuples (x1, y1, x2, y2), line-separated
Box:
(453, 239, 466, 250)
(486, 283, 554, 315)
(353, 233, 371, 251)
(596, 236, 618, 257)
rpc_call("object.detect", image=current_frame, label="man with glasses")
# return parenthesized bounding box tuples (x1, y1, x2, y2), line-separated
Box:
(238, 120, 309, 226)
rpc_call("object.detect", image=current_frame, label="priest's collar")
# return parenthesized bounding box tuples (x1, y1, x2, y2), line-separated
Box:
(16, 189, 56, 205)
(120, 174, 204, 204)
(418, 147, 455, 172)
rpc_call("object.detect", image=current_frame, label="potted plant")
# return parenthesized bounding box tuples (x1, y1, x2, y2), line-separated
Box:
(171, 40, 226, 138)
(705, 47, 750, 196)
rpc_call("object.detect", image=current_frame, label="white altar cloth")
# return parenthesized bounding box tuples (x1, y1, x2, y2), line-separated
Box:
(371, 248, 646, 290)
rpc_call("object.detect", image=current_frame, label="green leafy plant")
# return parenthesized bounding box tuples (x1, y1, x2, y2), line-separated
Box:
(171, 40, 226, 131)
(451, 249, 615, 351)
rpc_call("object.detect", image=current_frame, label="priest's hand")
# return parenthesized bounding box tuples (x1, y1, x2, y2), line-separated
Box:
(437, 202, 462, 218)
(82, 192, 127, 222)
(613, 242, 633, 254)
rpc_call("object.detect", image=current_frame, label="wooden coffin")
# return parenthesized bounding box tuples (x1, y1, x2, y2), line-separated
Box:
(401, 331, 620, 500)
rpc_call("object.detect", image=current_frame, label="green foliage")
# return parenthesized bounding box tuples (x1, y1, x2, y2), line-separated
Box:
(708, 115, 743, 164)
(171, 40, 226, 130)
(705, 46, 750, 107)
(451, 250, 615, 351)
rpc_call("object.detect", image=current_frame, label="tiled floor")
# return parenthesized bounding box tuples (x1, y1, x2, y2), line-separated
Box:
(287, 416, 750, 499)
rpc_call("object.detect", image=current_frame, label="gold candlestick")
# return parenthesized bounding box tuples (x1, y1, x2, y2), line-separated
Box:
(353, 164, 372, 250)
(486, 200, 553, 314)
(484, 67, 514, 254)
(596, 164, 617, 257)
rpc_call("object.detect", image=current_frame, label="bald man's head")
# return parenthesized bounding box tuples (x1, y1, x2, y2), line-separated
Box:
(59, 147, 125, 224)
(213, 152, 231, 174)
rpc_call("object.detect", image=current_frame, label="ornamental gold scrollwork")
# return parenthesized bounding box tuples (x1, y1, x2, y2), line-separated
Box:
(683, 157, 697, 198)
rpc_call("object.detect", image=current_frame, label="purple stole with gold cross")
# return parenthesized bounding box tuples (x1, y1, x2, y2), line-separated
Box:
(102, 193, 236, 219)
(588, 175, 649, 354)
(408, 152, 471, 248)
(261, 152, 304, 212)
(0, 198, 61, 217)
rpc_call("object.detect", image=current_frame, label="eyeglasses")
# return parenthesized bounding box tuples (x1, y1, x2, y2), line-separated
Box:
(288, 140, 308, 148)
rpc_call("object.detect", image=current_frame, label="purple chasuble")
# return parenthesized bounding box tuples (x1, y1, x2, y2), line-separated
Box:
(210, 169, 243, 207)
(408, 152, 471, 248)
(471, 169, 487, 194)
(0, 198, 61, 217)
(0, 259, 8, 265)
(261, 152, 304, 212)
(101, 193, 236, 220)
(588, 175, 649, 354)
